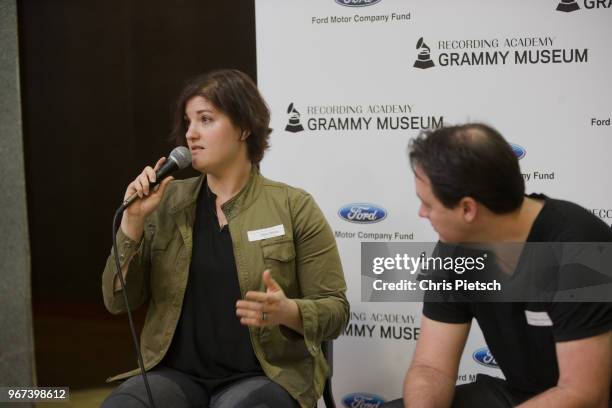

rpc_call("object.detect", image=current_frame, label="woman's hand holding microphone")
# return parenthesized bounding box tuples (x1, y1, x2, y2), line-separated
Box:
(121, 157, 174, 242)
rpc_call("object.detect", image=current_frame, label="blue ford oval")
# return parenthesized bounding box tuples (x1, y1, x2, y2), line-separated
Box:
(338, 203, 387, 224)
(510, 143, 526, 160)
(342, 393, 386, 408)
(335, 0, 382, 7)
(473, 347, 498, 368)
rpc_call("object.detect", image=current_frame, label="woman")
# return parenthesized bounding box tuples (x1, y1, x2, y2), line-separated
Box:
(101, 69, 349, 408)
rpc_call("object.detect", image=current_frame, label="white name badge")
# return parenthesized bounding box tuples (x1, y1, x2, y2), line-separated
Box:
(247, 224, 286, 242)
(525, 310, 553, 327)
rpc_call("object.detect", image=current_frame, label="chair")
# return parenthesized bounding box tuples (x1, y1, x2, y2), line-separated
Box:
(322, 340, 335, 408)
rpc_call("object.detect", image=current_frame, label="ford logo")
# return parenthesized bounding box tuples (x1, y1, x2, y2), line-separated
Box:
(338, 203, 387, 224)
(335, 0, 382, 7)
(510, 143, 526, 160)
(342, 393, 386, 408)
(473, 347, 498, 368)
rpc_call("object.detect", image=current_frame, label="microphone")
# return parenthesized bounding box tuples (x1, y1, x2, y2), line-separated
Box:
(121, 146, 192, 210)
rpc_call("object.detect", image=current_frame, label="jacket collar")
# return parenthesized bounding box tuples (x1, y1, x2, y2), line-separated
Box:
(220, 166, 263, 221)
(169, 166, 262, 222)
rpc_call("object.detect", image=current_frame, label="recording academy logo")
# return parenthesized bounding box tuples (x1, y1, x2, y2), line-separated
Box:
(412, 34, 588, 68)
(285, 103, 304, 133)
(413, 37, 435, 69)
(556, 0, 581, 12)
(282, 101, 443, 132)
(555, 0, 611, 12)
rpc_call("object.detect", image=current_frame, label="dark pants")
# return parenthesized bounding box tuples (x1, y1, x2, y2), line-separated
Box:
(101, 366, 299, 408)
(381, 374, 534, 408)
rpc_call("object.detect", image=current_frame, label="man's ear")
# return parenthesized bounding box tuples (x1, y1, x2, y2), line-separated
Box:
(460, 197, 478, 222)
(240, 129, 250, 140)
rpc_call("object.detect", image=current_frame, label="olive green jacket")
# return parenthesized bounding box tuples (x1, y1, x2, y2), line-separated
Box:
(101, 169, 349, 408)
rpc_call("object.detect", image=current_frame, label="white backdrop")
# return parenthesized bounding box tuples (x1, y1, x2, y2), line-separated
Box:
(255, 0, 612, 405)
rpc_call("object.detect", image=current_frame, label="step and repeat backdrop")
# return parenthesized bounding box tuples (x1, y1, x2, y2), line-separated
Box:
(255, 0, 611, 405)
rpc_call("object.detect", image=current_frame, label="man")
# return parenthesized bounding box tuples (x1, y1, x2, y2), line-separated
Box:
(387, 124, 612, 407)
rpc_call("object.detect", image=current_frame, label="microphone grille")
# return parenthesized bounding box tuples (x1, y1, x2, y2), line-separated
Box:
(169, 146, 192, 169)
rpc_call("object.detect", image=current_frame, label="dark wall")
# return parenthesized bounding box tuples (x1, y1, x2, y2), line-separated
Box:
(18, 0, 256, 388)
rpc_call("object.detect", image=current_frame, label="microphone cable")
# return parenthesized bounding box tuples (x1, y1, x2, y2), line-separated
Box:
(107, 146, 190, 408)
(111, 205, 157, 408)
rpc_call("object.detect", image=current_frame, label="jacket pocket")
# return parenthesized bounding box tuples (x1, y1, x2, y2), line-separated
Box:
(260, 238, 297, 294)
(261, 238, 295, 261)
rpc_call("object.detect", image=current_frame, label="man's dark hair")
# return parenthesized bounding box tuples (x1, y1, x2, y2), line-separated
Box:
(171, 69, 271, 164)
(408, 123, 525, 214)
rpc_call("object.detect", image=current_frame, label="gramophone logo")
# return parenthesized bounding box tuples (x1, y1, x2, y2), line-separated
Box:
(556, 0, 580, 12)
(413, 37, 435, 69)
(285, 103, 304, 133)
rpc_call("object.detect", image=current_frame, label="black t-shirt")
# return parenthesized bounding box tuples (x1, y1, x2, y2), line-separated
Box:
(162, 185, 263, 393)
(423, 194, 612, 395)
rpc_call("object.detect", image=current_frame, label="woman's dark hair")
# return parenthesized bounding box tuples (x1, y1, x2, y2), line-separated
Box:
(170, 69, 271, 164)
(408, 123, 525, 214)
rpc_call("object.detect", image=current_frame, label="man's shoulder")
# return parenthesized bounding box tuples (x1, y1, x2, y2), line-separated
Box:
(531, 194, 612, 242)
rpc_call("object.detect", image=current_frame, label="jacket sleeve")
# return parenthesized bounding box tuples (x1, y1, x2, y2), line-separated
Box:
(288, 190, 350, 356)
(101, 226, 152, 315)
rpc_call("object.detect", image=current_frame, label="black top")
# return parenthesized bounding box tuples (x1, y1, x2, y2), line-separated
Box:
(423, 193, 612, 395)
(162, 184, 263, 393)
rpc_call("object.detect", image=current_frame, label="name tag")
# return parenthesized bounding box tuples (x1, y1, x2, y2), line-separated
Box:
(247, 224, 286, 242)
(525, 310, 553, 327)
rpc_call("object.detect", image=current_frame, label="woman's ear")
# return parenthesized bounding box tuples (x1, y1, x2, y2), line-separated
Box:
(240, 129, 250, 140)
